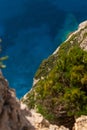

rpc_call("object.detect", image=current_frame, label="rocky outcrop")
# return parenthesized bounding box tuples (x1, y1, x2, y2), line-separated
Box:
(1, 21, 87, 130)
(22, 20, 87, 130)
(1, 74, 87, 130)
(0, 71, 34, 130)
(0, 70, 69, 130)
(21, 103, 87, 130)
(54, 20, 87, 54)
(73, 116, 87, 130)
(21, 103, 69, 130)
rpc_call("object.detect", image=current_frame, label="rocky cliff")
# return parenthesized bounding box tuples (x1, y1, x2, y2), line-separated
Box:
(0, 20, 87, 130)
(0, 21, 87, 130)
(0, 73, 87, 130)
(0, 70, 69, 130)
(22, 21, 87, 129)
(73, 115, 87, 130)
(0, 71, 87, 130)
(0, 71, 34, 130)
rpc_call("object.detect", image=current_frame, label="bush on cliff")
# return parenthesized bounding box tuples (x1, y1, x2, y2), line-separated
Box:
(22, 42, 87, 129)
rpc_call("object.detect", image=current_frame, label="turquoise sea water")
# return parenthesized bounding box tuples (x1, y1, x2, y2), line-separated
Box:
(0, 0, 87, 98)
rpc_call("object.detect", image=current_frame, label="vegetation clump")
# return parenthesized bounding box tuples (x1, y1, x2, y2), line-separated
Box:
(22, 25, 87, 129)
(23, 44, 87, 128)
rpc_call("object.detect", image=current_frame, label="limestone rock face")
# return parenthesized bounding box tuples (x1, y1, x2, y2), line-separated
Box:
(73, 116, 87, 130)
(21, 103, 69, 130)
(0, 72, 34, 130)
(0, 71, 69, 130)
(22, 20, 87, 129)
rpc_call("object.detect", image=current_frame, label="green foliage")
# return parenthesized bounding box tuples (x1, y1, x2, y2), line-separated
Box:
(63, 87, 87, 116)
(23, 39, 87, 126)
(22, 91, 35, 109)
(35, 55, 58, 79)
(81, 74, 87, 85)
(32, 45, 87, 119)
(36, 104, 55, 121)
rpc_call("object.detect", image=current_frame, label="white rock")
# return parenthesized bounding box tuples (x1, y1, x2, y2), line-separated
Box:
(73, 116, 87, 130)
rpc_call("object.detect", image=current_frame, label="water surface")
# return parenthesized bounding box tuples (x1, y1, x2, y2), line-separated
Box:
(0, 0, 87, 98)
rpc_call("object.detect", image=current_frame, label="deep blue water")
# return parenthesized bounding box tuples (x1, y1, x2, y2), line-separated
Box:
(0, 0, 87, 98)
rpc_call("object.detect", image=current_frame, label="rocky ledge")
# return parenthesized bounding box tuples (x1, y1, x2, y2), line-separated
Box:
(1, 21, 87, 130)
(0, 70, 34, 130)
(22, 20, 87, 129)
(0, 70, 69, 130)
(1, 69, 87, 130)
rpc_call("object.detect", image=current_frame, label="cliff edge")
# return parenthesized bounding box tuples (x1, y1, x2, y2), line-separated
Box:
(0, 71, 34, 130)
(0, 70, 69, 130)
(22, 21, 87, 129)
(0, 20, 87, 130)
